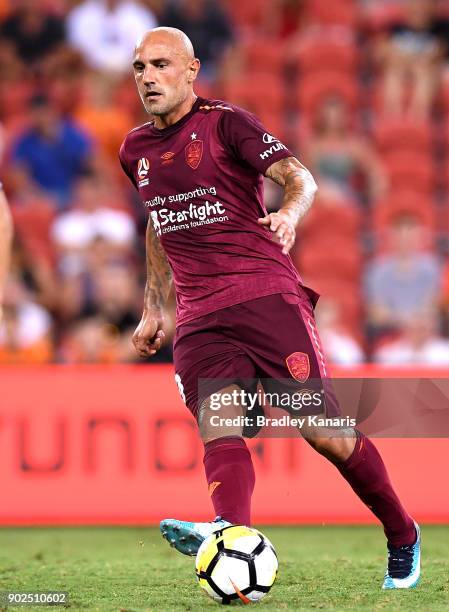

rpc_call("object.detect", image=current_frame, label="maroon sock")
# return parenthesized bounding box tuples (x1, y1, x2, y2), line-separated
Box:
(335, 433, 415, 547)
(203, 436, 255, 526)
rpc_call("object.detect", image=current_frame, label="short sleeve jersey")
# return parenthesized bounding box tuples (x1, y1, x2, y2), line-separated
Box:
(119, 97, 304, 326)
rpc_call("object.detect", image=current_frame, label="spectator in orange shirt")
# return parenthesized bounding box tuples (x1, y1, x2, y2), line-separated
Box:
(75, 73, 134, 162)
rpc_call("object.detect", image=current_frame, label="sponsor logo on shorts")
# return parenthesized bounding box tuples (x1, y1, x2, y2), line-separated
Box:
(137, 157, 150, 187)
(286, 352, 310, 383)
(185, 138, 203, 169)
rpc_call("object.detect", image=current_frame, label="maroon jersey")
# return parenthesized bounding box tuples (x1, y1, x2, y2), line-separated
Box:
(119, 97, 304, 326)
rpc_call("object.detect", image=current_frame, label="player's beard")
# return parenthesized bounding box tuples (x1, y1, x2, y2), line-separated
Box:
(144, 89, 187, 117)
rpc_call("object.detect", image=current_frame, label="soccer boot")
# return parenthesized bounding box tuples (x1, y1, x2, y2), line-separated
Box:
(382, 522, 421, 589)
(160, 516, 232, 556)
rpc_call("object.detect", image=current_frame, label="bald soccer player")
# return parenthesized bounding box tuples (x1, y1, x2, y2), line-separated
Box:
(0, 185, 12, 321)
(119, 28, 420, 589)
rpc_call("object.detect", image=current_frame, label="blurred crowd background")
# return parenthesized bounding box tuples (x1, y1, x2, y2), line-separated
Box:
(1, 0, 449, 367)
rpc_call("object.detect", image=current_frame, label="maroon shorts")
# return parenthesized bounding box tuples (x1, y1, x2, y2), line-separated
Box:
(173, 289, 340, 419)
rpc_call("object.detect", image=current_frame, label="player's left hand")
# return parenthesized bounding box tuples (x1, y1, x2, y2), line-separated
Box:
(257, 211, 296, 255)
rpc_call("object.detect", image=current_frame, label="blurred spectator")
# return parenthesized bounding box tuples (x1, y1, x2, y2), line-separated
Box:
(56, 234, 137, 323)
(0, 275, 53, 363)
(159, 0, 233, 80)
(0, 0, 65, 66)
(51, 170, 136, 273)
(60, 315, 121, 363)
(303, 96, 387, 204)
(376, 0, 449, 118)
(88, 262, 140, 330)
(59, 276, 175, 364)
(365, 214, 441, 335)
(44, 47, 88, 116)
(374, 307, 449, 365)
(67, 0, 157, 73)
(10, 194, 58, 309)
(316, 298, 365, 366)
(75, 73, 134, 162)
(10, 94, 93, 207)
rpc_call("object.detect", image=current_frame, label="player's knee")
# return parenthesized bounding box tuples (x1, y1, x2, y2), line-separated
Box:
(303, 429, 356, 462)
(197, 385, 245, 442)
(305, 436, 335, 456)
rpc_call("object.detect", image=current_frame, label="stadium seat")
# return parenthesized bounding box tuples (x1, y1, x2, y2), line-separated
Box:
(297, 71, 359, 119)
(239, 37, 287, 74)
(0, 81, 33, 119)
(373, 118, 433, 154)
(221, 73, 284, 116)
(297, 232, 362, 283)
(293, 39, 358, 76)
(372, 191, 437, 235)
(299, 198, 361, 241)
(12, 198, 56, 264)
(302, 275, 363, 332)
(222, 0, 272, 29)
(308, 0, 359, 29)
(381, 151, 436, 194)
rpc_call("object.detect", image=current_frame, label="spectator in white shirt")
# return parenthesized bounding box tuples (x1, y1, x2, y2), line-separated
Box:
(67, 0, 157, 73)
(316, 298, 365, 366)
(51, 170, 136, 275)
(374, 306, 449, 365)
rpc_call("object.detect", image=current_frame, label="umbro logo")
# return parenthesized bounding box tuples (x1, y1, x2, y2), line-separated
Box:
(161, 151, 175, 165)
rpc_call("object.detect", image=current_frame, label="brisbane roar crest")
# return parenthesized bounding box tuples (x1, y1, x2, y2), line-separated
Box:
(286, 352, 310, 383)
(185, 139, 203, 169)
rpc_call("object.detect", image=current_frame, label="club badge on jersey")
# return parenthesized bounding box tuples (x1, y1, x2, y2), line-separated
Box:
(185, 132, 203, 169)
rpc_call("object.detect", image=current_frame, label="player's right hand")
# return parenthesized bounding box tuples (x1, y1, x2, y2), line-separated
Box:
(132, 312, 165, 358)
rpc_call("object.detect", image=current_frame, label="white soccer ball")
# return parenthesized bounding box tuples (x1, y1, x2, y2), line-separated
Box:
(195, 525, 278, 604)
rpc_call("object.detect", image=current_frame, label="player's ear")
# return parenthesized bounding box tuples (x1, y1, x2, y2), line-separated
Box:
(188, 58, 200, 83)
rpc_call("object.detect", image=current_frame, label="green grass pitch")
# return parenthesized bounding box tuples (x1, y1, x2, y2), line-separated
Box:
(0, 526, 448, 611)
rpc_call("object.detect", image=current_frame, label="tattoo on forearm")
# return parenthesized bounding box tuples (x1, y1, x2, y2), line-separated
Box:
(144, 218, 172, 311)
(265, 157, 317, 225)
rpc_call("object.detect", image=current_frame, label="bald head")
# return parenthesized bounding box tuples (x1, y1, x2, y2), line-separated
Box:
(132, 27, 200, 124)
(135, 27, 195, 62)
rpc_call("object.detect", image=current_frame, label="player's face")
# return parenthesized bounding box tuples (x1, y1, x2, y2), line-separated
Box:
(133, 39, 197, 117)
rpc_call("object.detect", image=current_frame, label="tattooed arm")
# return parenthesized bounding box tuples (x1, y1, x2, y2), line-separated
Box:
(132, 216, 173, 358)
(258, 156, 317, 254)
